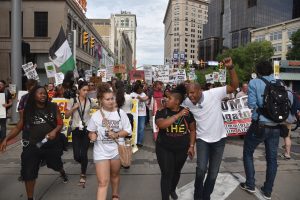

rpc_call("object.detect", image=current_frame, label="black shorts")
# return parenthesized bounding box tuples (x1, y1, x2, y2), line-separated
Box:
(21, 145, 63, 181)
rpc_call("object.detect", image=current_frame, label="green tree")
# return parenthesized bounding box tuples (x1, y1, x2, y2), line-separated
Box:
(216, 41, 274, 83)
(287, 29, 300, 60)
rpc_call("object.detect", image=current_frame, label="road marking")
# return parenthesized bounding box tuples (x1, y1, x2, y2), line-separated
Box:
(177, 173, 240, 200)
(232, 173, 266, 200)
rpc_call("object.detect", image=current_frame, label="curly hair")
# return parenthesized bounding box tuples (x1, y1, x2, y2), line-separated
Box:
(97, 82, 113, 101)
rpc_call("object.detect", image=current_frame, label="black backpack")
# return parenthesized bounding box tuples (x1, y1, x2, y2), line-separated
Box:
(258, 77, 291, 123)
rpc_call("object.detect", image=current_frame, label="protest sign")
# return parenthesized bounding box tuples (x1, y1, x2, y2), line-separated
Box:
(143, 65, 153, 85)
(85, 70, 92, 82)
(205, 74, 214, 84)
(44, 62, 57, 78)
(222, 96, 251, 136)
(131, 99, 139, 153)
(154, 65, 169, 82)
(22, 62, 39, 81)
(97, 69, 107, 82)
(219, 69, 226, 83)
(213, 72, 219, 82)
(54, 72, 65, 86)
(0, 94, 6, 118)
(51, 98, 72, 141)
(130, 70, 145, 83)
(175, 69, 187, 84)
(188, 68, 196, 80)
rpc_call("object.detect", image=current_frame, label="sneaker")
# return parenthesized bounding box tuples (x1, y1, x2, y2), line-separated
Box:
(136, 144, 143, 148)
(170, 191, 178, 200)
(260, 187, 271, 199)
(240, 183, 255, 193)
(60, 173, 68, 183)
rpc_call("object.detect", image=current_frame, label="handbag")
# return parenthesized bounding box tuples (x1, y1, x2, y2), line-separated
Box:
(99, 108, 132, 167)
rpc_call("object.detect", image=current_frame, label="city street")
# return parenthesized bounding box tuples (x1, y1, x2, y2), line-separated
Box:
(1, 126, 300, 200)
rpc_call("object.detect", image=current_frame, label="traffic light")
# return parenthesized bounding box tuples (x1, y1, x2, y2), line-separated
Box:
(200, 59, 205, 68)
(83, 31, 89, 45)
(219, 62, 224, 69)
(90, 36, 95, 48)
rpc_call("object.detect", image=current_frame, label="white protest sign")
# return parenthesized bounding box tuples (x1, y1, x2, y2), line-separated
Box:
(154, 65, 169, 82)
(44, 62, 57, 78)
(22, 62, 39, 80)
(143, 65, 153, 85)
(106, 66, 114, 81)
(176, 69, 187, 84)
(0, 93, 6, 118)
(9, 84, 16, 95)
(97, 69, 107, 82)
(85, 70, 92, 82)
(213, 72, 219, 83)
(54, 72, 65, 86)
(188, 68, 196, 80)
(219, 69, 226, 83)
(205, 74, 214, 84)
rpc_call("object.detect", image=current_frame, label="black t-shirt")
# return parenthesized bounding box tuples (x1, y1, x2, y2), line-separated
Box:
(24, 103, 57, 144)
(155, 107, 195, 150)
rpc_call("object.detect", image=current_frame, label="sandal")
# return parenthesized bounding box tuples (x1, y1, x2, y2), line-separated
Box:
(112, 194, 120, 199)
(78, 174, 86, 188)
(280, 153, 291, 160)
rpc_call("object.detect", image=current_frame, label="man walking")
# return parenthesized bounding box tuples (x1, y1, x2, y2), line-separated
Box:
(183, 57, 239, 200)
(240, 60, 286, 200)
(0, 80, 12, 142)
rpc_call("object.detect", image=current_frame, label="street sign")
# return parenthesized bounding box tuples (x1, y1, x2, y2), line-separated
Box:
(208, 61, 219, 66)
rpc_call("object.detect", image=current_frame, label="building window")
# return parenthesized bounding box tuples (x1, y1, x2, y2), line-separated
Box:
(232, 32, 239, 48)
(270, 31, 282, 41)
(78, 27, 81, 47)
(121, 19, 124, 27)
(241, 30, 249, 46)
(248, 0, 257, 8)
(273, 43, 282, 52)
(288, 29, 297, 39)
(34, 12, 48, 37)
(255, 35, 265, 42)
(125, 18, 129, 27)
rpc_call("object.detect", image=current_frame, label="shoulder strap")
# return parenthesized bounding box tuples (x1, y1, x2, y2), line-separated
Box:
(117, 108, 121, 119)
(258, 77, 270, 86)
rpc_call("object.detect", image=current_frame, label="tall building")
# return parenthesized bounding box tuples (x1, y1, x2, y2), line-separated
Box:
(293, 0, 300, 19)
(90, 19, 111, 47)
(199, 0, 293, 61)
(164, 0, 209, 65)
(0, 0, 115, 85)
(111, 11, 137, 68)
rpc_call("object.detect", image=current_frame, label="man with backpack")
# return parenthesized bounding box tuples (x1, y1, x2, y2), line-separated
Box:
(241, 60, 290, 200)
(0, 80, 13, 142)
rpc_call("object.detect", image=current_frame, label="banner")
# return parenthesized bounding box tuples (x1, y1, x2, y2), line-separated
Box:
(154, 65, 169, 82)
(222, 96, 251, 136)
(22, 62, 39, 81)
(130, 70, 145, 83)
(44, 62, 57, 78)
(0, 94, 6, 118)
(274, 60, 280, 79)
(131, 99, 139, 153)
(52, 98, 72, 142)
(143, 65, 153, 85)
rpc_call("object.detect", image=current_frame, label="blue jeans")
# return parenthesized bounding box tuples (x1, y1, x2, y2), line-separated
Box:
(194, 138, 226, 200)
(243, 125, 280, 194)
(137, 116, 146, 145)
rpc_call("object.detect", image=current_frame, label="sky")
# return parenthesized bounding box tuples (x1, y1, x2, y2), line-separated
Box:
(86, 0, 168, 67)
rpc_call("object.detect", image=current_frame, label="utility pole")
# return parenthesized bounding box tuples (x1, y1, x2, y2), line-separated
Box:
(11, 0, 22, 123)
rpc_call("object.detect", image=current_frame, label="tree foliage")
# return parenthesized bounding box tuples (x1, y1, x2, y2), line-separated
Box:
(216, 41, 274, 83)
(287, 29, 300, 60)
